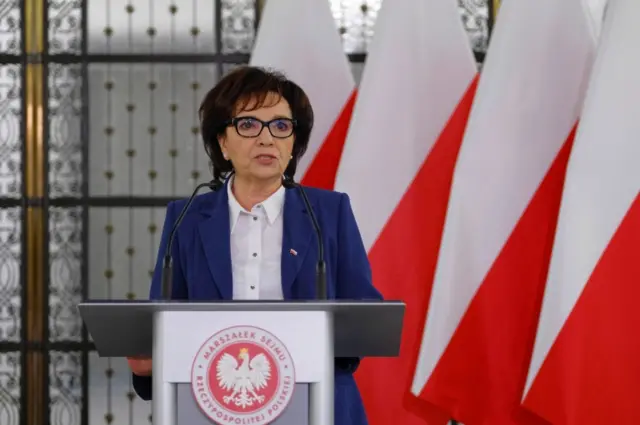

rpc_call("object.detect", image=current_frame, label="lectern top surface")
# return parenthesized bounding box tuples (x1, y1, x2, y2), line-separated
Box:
(78, 299, 405, 358)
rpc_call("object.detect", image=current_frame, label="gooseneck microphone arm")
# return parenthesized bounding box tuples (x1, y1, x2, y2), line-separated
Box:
(284, 178, 327, 300)
(160, 180, 222, 300)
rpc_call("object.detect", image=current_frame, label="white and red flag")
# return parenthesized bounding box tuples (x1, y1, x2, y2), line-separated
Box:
(334, 0, 478, 423)
(411, 0, 605, 424)
(250, 0, 355, 189)
(523, 0, 640, 423)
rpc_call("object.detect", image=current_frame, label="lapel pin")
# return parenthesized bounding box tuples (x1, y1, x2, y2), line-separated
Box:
(289, 248, 298, 256)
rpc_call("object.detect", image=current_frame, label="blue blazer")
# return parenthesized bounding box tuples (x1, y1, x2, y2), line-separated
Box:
(132, 180, 382, 425)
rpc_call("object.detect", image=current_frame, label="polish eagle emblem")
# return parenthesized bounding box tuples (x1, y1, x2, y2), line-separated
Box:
(216, 347, 272, 408)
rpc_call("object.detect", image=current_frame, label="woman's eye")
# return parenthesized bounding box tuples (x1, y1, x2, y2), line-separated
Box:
(239, 119, 256, 129)
(274, 121, 289, 130)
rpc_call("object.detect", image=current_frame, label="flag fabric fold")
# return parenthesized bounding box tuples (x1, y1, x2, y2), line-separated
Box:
(412, 1, 605, 424)
(250, 0, 355, 188)
(523, 0, 640, 422)
(334, 0, 478, 423)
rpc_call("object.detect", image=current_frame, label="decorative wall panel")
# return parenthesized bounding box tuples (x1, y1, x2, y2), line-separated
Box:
(49, 207, 83, 343)
(89, 353, 151, 425)
(0, 65, 22, 199)
(220, 0, 257, 54)
(49, 64, 83, 198)
(0, 208, 21, 343)
(48, 0, 83, 54)
(0, 0, 21, 54)
(88, 64, 216, 197)
(86, 0, 258, 55)
(49, 350, 82, 425)
(459, 0, 490, 53)
(0, 352, 20, 425)
(88, 207, 166, 302)
(330, 0, 381, 54)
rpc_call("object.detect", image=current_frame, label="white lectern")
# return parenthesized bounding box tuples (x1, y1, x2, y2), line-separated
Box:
(78, 300, 404, 425)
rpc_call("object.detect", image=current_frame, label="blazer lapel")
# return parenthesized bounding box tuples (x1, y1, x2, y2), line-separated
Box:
(280, 187, 314, 299)
(197, 185, 233, 300)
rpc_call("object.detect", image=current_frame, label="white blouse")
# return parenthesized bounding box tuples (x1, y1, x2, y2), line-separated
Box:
(227, 180, 286, 300)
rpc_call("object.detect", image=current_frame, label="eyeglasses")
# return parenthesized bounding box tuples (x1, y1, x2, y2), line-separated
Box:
(227, 116, 297, 139)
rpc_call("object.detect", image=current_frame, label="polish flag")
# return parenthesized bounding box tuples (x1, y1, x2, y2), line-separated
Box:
(411, 0, 606, 424)
(334, 0, 478, 423)
(523, 0, 640, 422)
(250, 0, 355, 189)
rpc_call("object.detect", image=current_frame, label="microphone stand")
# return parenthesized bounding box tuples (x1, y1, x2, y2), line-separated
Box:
(160, 180, 221, 300)
(283, 178, 327, 300)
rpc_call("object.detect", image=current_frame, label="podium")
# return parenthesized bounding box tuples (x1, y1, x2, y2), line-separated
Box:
(78, 300, 405, 425)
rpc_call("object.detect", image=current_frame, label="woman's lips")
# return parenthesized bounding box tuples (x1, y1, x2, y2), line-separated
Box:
(255, 154, 277, 164)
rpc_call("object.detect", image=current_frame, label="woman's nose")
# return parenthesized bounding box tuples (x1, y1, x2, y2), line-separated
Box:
(257, 127, 274, 145)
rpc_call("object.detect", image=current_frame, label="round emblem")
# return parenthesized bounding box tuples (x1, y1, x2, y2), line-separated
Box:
(191, 325, 296, 425)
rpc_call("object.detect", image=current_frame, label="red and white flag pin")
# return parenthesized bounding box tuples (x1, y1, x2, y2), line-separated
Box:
(289, 248, 298, 256)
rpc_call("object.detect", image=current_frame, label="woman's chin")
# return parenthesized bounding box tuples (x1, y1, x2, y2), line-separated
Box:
(245, 167, 283, 182)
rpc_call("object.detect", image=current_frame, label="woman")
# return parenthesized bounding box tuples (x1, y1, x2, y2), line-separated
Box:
(128, 66, 382, 424)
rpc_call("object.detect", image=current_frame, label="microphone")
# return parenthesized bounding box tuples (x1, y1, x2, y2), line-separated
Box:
(283, 178, 327, 300)
(160, 180, 222, 300)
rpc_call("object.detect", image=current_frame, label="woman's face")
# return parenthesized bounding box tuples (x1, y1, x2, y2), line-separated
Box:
(218, 92, 295, 183)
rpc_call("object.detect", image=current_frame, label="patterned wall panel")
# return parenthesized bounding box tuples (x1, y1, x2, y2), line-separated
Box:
(0, 207, 22, 343)
(0, 65, 22, 199)
(87, 0, 216, 54)
(88, 353, 151, 425)
(459, 0, 490, 52)
(85, 0, 257, 55)
(0, 351, 20, 425)
(0, 208, 21, 425)
(49, 207, 83, 343)
(88, 64, 216, 197)
(47, 206, 89, 425)
(49, 350, 82, 425)
(88, 207, 166, 302)
(87, 207, 167, 422)
(330, 0, 380, 54)
(0, 11, 22, 420)
(1, 3, 22, 425)
(0, 0, 21, 54)
(220, 0, 258, 54)
(49, 64, 83, 198)
(48, 0, 83, 54)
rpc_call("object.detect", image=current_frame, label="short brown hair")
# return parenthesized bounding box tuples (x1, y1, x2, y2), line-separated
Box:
(199, 66, 314, 184)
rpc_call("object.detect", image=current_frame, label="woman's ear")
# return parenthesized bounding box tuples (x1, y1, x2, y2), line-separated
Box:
(218, 135, 228, 160)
